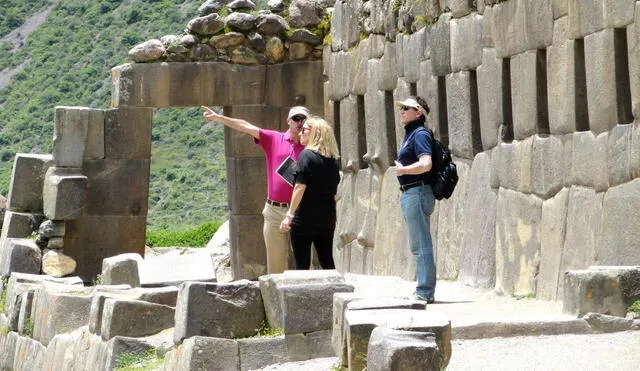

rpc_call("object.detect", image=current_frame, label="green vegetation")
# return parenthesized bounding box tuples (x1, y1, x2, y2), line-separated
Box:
(0, 0, 230, 231)
(146, 221, 221, 247)
(114, 348, 163, 371)
(23, 318, 34, 337)
(0, 278, 7, 313)
(628, 300, 640, 314)
(251, 319, 284, 338)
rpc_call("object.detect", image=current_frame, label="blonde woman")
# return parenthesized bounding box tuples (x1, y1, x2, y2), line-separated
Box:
(280, 117, 340, 269)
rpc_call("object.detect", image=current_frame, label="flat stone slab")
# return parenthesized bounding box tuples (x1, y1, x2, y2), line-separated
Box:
(139, 247, 216, 287)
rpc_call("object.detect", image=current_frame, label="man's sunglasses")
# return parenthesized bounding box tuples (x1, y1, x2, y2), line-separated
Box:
(291, 115, 306, 122)
(400, 105, 417, 111)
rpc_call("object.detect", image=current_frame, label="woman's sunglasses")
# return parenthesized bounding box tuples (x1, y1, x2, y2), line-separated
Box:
(291, 115, 306, 122)
(400, 105, 416, 111)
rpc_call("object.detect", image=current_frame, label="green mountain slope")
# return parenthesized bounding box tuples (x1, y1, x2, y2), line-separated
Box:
(0, 0, 231, 231)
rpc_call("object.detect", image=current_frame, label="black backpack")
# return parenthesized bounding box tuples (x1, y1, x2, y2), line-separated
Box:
(411, 128, 458, 200)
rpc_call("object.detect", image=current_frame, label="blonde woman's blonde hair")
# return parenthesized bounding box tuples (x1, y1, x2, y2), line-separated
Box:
(304, 116, 340, 159)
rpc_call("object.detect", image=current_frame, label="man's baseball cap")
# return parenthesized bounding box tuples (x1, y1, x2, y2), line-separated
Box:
(395, 98, 428, 116)
(288, 106, 310, 119)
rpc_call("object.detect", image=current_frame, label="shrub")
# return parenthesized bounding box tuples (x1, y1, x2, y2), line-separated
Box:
(146, 220, 222, 247)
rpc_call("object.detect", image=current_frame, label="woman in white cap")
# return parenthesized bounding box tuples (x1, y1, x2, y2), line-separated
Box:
(393, 96, 436, 303)
(279, 117, 340, 269)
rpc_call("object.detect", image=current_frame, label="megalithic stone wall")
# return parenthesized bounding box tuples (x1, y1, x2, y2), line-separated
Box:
(110, 61, 324, 280)
(329, 0, 640, 300)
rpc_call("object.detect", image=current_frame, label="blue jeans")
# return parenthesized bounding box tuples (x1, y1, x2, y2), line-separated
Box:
(400, 184, 436, 299)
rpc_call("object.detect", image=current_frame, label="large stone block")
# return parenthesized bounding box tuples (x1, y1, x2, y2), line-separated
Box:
(378, 42, 398, 91)
(458, 152, 497, 288)
(111, 62, 266, 107)
(330, 0, 361, 51)
(511, 50, 546, 140)
(435, 158, 470, 280)
(103, 107, 153, 160)
(226, 157, 267, 214)
(568, 0, 634, 39)
(329, 51, 350, 100)
(345, 309, 451, 371)
(607, 124, 633, 187)
(450, 13, 483, 73)
(349, 41, 368, 95)
(82, 159, 150, 216)
(53, 107, 90, 167)
(632, 121, 640, 178)
(416, 60, 441, 138)
(265, 61, 324, 108)
(547, 16, 582, 135)
(477, 48, 503, 150)
(569, 131, 609, 191)
(367, 327, 440, 371)
(492, 0, 553, 58)
(559, 186, 603, 298)
(585, 29, 619, 134)
(448, 0, 473, 18)
(0, 238, 41, 278)
(402, 28, 427, 83)
(537, 188, 569, 301)
(531, 135, 564, 199)
(563, 267, 640, 317)
(446, 71, 482, 159)
(43, 167, 87, 220)
(101, 253, 142, 287)
(259, 270, 354, 334)
(629, 4, 640, 121)
(0, 211, 43, 242)
(428, 13, 451, 76)
(339, 95, 367, 172)
(495, 188, 542, 296)
(163, 336, 239, 371)
(12, 336, 46, 371)
(6, 154, 53, 213)
(63, 215, 147, 283)
(600, 178, 640, 265)
(372, 168, 414, 281)
(230, 214, 266, 280)
(101, 298, 175, 340)
(356, 170, 382, 249)
(365, 65, 396, 170)
(32, 284, 94, 346)
(174, 280, 264, 343)
(238, 336, 290, 370)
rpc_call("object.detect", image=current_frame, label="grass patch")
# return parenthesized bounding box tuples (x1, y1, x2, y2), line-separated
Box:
(628, 300, 640, 314)
(251, 319, 284, 338)
(0, 277, 8, 314)
(146, 220, 221, 248)
(114, 348, 163, 371)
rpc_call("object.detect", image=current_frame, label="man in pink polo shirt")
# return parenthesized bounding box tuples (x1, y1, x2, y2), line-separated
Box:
(202, 105, 309, 273)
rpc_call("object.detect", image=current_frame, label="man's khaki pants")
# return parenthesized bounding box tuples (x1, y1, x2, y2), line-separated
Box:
(262, 202, 292, 274)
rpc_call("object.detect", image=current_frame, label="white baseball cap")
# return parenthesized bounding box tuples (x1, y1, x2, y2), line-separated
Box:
(396, 98, 428, 116)
(288, 106, 310, 119)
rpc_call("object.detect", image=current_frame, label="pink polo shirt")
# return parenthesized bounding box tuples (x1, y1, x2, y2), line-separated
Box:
(256, 129, 305, 203)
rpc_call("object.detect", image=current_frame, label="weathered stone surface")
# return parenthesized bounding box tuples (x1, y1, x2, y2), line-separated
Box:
(104, 107, 153, 160)
(446, 71, 482, 159)
(329, 51, 350, 101)
(13, 335, 46, 371)
(378, 42, 398, 91)
(38, 220, 65, 238)
(492, 0, 553, 58)
(367, 327, 440, 371)
(82, 159, 149, 217)
(174, 280, 264, 343)
(6, 154, 53, 213)
(435, 158, 469, 280)
(583, 312, 635, 333)
(330, 0, 362, 51)
(257, 13, 289, 36)
(238, 336, 291, 370)
(141, 247, 216, 287)
(563, 267, 640, 317)
(559, 186, 603, 299)
(453, 318, 593, 340)
(495, 188, 542, 296)
(0, 238, 41, 278)
(53, 107, 90, 167)
(629, 4, 640, 121)
(63, 215, 147, 283)
(356, 170, 382, 249)
(101, 298, 175, 340)
(43, 331, 78, 371)
(42, 249, 77, 278)
(226, 12, 257, 32)
(111, 62, 266, 108)
(101, 253, 142, 287)
(553, 0, 568, 19)
(428, 13, 451, 76)
(631, 122, 640, 179)
(43, 167, 87, 220)
(477, 48, 502, 150)
(16, 290, 34, 335)
(32, 284, 94, 346)
(229, 214, 266, 280)
(163, 336, 239, 371)
(402, 29, 426, 83)
(416, 60, 441, 139)
(348, 41, 368, 96)
(259, 270, 354, 334)
(537, 188, 569, 301)
(512, 50, 545, 140)
(372, 168, 413, 281)
(585, 28, 621, 134)
(531, 135, 564, 199)
(265, 61, 323, 109)
(450, 14, 482, 73)
(339, 95, 366, 172)
(458, 152, 497, 289)
(607, 124, 632, 187)
(345, 309, 451, 371)
(600, 179, 640, 265)
(187, 13, 225, 35)
(0, 211, 43, 242)
(569, 131, 609, 191)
